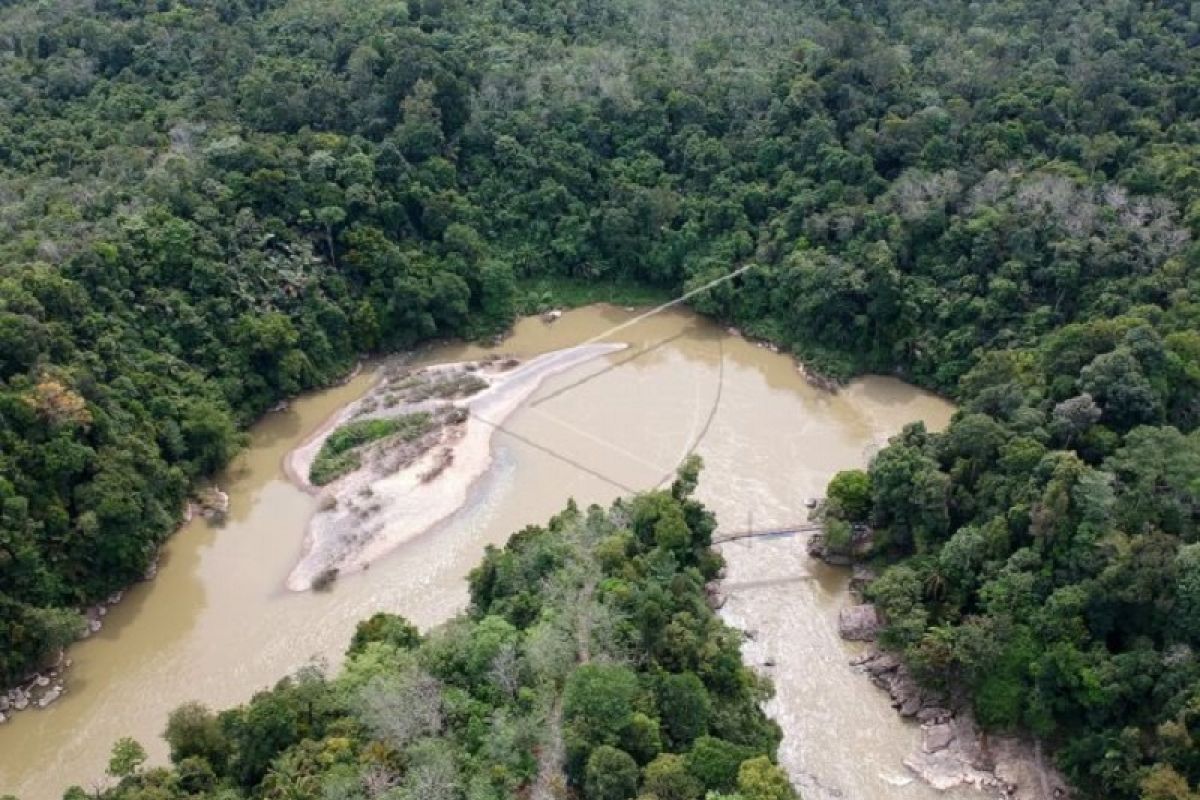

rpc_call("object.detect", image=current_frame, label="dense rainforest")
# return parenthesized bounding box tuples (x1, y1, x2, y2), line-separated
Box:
(66, 473, 799, 800)
(0, 0, 1198, 797)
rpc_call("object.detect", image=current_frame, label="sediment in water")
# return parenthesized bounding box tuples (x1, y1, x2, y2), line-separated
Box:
(285, 343, 625, 590)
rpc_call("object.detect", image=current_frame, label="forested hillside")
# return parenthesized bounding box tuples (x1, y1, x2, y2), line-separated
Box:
(1, 0, 1198, 796)
(76, 473, 797, 800)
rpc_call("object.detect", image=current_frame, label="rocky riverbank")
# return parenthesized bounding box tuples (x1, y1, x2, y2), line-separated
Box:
(0, 654, 70, 723)
(849, 648, 1069, 799)
(832, 589, 1069, 799)
(0, 486, 230, 726)
(723, 326, 841, 393)
(811, 521, 1070, 799)
(806, 525, 874, 566)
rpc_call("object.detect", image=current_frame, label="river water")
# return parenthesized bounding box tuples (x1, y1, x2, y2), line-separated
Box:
(0, 305, 959, 800)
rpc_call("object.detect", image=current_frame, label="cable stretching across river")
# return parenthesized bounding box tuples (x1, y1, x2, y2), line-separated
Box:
(475, 266, 746, 491)
(575, 263, 756, 349)
(656, 336, 725, 488)
(473, 336, 726, 493)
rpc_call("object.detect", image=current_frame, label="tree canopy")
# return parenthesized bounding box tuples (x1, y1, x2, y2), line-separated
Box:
(0, 0, 1198, 796)
(84, 478, 795, 800)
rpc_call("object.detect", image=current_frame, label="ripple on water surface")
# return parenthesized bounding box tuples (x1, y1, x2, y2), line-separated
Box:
(0, 305, 960, 800)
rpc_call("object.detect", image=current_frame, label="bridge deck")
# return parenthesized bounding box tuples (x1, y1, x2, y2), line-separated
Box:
(711, 523, 822, 544)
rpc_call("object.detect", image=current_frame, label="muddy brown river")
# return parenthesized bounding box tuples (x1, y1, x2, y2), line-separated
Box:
(0, 306, 961, 800)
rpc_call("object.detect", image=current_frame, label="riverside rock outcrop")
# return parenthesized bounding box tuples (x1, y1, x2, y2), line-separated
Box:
(838, 559, 1071, 799)
(196, 486, 230, 521)
(849, 563, 877, 596)
(3, 586, 125, 720)
(850, 649, 1070, 799)
(2, 664, 68, 722)
(851, 649, 947, 718)
(806, 525, 874, 566)
(837, 603, 881, 641)
(796, 363, 841, 393)
(805, 531, 852, 565)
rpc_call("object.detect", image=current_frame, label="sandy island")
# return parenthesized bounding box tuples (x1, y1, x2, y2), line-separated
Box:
(284, 343, 625, 591)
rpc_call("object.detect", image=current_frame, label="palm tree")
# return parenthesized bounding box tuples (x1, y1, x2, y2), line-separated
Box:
(263, 758, 319, 800)
(923, 566, 949, 601)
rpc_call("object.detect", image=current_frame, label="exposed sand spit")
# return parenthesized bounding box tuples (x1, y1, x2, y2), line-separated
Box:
(285, 343, 625, 590)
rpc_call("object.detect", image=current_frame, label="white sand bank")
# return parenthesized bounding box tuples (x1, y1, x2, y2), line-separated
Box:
(285, 343, 624, 590)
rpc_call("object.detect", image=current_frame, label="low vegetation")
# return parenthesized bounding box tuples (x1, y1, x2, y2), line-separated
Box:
(400, 373, 489, 403)
(309, 414, 434, 486)
(516, 278, 674, 315)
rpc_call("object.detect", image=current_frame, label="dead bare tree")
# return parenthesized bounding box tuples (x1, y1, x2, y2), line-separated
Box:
(489, 642, 522, 700)
(360, 763, 401, 798)
(354, 668, 443, 749)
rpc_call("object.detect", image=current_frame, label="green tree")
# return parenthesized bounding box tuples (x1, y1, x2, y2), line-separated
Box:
(396, 79, 445, 161)
(737, 757, 796, 800)
(348, 613, 422, 656)
(563, 663, 639, 745)
(176, 756, 219, 794)
(107, 737, 147, 779)
(657, 672, 710, 748)
(642, 754, 703, 800)
(622, 711, 663, 764)
(868, 432, 950, 553)
(654, 503, 692, 553)
(685, 736, 756, 792)
(1080, 349, 1160, 430)
(165, 701, 231, 771)
(585, 745, 639, 800)
(316, 206, 347, 268)
(826, 470, 871, 522)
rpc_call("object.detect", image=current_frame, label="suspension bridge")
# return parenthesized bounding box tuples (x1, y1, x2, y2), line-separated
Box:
(711, 522, 823, 545)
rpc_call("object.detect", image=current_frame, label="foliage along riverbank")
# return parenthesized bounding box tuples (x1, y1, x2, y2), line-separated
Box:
(1, 0, 1199, 797)
(59, 463, 799, 800)
(819, 339, 1200, 799)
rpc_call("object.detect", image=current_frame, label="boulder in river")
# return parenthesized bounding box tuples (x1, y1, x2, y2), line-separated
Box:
(798, 365, 841, 393)
(806, 532, 853, 566)
(37, 686, 62, 708)
(849, 563, 877, 595)
(851, 648, 946, 717)
(197, 487, 230, 520)
(807, 524, 877, 566)
(917, 706, 953, 724)
(838, 603, 881, 641)
(922, 722, 955, 753)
